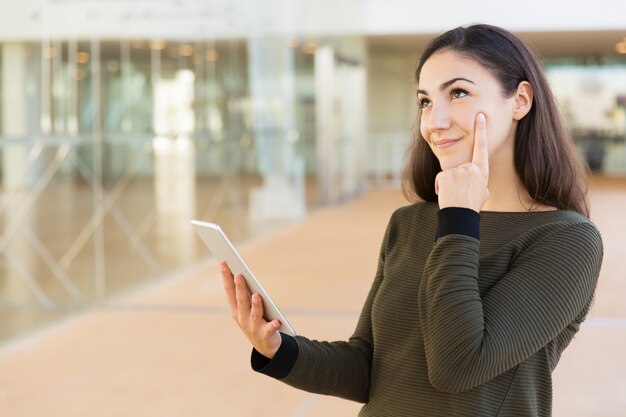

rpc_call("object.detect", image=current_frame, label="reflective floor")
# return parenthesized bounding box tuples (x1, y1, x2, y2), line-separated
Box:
(0, 173, 318, 343)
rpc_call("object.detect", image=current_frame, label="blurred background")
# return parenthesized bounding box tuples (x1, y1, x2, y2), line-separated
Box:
(1, 0, 624, 343)
(0, 1, 624, 415)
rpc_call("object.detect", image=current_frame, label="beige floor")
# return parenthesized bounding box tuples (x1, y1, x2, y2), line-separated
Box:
(0, 178, 624, 416)
(0, 175, 317, 342)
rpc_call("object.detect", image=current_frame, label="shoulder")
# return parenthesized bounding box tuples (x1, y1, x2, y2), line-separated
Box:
(483, 210, 602, 250)
(388, 201, 439, 236)
(382, 201, 439, 249)
(549, 214, 603, 261)
(390, 201, 439, 225)
(511, 211, 604, 277)
(479, 210, 603, 276)
(525, 211, 602, 251)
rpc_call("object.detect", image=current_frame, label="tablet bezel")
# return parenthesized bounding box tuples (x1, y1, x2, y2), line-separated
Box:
(191, 220, 296, 336)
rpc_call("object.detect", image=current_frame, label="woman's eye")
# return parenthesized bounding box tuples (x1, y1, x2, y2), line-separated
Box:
(451, 89, 468, 99)
(417, 98, 431, 109)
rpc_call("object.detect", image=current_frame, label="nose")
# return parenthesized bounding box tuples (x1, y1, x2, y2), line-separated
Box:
(424, 102, 452, 134)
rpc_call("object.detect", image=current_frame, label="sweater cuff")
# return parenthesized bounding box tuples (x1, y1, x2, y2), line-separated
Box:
(251, 333, 299, 379)
(437, 207, 480, 239)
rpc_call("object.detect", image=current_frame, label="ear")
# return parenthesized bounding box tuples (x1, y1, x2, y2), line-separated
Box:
(512, 81, 533, 120)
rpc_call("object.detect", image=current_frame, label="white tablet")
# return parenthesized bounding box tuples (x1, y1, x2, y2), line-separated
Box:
(191, 220, 296, 336)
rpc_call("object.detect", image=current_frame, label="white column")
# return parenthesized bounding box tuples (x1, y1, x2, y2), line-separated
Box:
(315, 45, 337, 204)
(315, 38, 368, 204)
(247, 0, 305, 225)
(1, 43, 51, 306)
(152, 67, 198, 263)
(2, 44, 31, 189)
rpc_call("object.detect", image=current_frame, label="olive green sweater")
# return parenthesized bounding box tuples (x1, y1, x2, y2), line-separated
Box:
(252, 203, 603, 416)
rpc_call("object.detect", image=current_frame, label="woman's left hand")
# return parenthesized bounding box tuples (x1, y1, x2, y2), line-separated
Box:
(435, 113, 490, 212)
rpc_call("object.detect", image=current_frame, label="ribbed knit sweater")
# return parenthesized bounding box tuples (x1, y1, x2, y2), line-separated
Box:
(252, 203, 603, 416)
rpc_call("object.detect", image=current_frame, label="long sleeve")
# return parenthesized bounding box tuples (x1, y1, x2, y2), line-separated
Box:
(418, 212, 603, 393)
(248, 203, 603, 415)
(251, 220, 392, 403)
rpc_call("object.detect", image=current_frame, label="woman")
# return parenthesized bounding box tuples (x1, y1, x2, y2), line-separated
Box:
(220, 24, 603, 416)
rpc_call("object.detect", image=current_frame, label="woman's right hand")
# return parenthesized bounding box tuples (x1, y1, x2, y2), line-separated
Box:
(220, 261, 283, 359)
(435, 113, 490, 212)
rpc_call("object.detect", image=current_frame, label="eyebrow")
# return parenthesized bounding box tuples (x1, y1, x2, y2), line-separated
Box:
(417, 77, 475, 96)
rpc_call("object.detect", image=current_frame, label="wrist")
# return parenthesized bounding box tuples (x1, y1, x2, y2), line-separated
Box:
(251, 333, 299, 379)
(257, 339, 282, 360)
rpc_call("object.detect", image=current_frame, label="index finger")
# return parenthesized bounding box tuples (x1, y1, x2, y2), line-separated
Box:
(472, 113, 489, 174)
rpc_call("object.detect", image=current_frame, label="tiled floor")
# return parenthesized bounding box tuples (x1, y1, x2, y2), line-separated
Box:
(0, 177, 624, 416)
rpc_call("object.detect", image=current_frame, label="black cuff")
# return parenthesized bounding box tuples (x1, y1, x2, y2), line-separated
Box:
(251, 333, 299, 379)
(437, 207, 480, 240)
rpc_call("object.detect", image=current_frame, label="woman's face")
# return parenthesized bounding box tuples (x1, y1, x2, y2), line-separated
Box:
(418, 49, 518, 171)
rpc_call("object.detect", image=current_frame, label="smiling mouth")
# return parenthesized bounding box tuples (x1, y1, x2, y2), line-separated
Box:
(434, 138, 461, 150)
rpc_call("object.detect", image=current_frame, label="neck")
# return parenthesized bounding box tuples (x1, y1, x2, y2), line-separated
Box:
(481, 144, 538, 212)
(482, 174, 531, 212)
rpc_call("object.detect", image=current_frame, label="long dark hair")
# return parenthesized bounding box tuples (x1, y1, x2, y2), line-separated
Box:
(402, 24, 590, 217)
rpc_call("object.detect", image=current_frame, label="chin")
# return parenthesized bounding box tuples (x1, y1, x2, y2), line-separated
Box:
(436, 150, 473, 170)
(438, 157, 466, 171)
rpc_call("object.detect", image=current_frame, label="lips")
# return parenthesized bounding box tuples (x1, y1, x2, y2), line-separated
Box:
(434, 138, 461, 150)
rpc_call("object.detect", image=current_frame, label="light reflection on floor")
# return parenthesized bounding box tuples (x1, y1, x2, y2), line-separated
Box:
(0, 172, 317, 343)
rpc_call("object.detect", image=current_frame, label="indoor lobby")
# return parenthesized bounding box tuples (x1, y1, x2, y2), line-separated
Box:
(0, 1, 625, 416)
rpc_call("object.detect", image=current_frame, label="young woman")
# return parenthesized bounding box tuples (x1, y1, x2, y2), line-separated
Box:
(220, 24, 603, 416)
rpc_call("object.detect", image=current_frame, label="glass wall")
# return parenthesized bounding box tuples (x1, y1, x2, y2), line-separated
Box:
(0, 32, 372, 342)
(546, 58, 626, 175)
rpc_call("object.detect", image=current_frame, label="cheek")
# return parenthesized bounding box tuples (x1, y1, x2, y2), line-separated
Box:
(483, 99, 516, 140)
(448, 104, 480, 134)
(486, 112, 515, 143)
(419, 118, 429, 142)
(460, 113, 479, 135)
